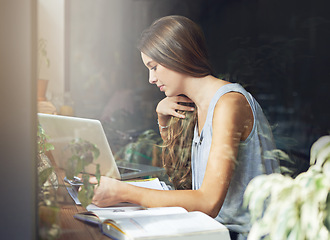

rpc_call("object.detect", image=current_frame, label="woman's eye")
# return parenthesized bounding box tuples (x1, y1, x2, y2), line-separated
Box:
(151, 65, 157, 71)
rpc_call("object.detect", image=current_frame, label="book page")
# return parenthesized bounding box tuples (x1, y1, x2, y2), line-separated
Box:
(84, 205, 187, 222)
(102, 211, 230, 239)
(66, 177, 168, 206)
(125, 178, 168, 190)
(87, 202, 143, 211)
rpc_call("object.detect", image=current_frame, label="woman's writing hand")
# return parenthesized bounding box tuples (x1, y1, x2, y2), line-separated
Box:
(156, 95, 195, 123)
(90, 176, 123, 207)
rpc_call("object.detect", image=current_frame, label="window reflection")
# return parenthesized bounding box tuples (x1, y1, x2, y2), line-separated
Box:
(38, 0, 329, 175)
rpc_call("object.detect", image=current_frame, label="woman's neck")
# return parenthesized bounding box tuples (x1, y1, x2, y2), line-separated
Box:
(183, 75, 229, 113)
(182, 75, 230, 135)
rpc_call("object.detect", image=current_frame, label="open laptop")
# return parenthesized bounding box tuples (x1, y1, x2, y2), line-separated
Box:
(38, 113, 164, 180)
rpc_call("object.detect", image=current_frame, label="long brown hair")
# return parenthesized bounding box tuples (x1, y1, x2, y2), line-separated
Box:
(139, 16, 214, 189)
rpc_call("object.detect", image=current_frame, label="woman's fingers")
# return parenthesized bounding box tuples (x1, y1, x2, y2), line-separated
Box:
(175, 103, 195, 112)
(157, 96, 195, 119)
(90, 176, 124, 207)
(172, 111, 186, 119)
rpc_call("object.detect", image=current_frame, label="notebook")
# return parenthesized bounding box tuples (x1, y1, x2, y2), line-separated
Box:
(37, 113, 164, 180)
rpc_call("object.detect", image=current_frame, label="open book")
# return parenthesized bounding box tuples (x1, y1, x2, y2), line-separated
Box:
(71, 177, 230, 239)
(74, 205, 230, 240)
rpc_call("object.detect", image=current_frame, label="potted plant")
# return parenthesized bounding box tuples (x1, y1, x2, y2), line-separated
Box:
(37, 127, 103, 240)
(37, 124, 61, 240)
(244, 136, 330, 240)
(37, 123, 57, 188)
(65, 138, 101, 208)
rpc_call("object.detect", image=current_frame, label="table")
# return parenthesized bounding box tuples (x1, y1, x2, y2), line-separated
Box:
(39, 152, 168, 240)
(39, 163, 109, 240)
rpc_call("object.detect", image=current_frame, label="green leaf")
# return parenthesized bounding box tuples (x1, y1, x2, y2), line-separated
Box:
(315, 145, 330, 168)
(92, 145, 100, 159)
(76, 174, 97, 208)
(37, 124, 55, 154)
(65, 155, 80, 179)
(245, 137, 330, 240)
(77, 184, 94, 209)
(44, 142, 55, 152)
(80, 151, 94, 166)
(75, 158, 85, 176)
(310, 135, 330, 165)
(287, 222, 303, 240)
(279, 166, 294, 176)
(324, 192, 330, 232)
(82, 174, 90, 185)
(39, 167, 53, 187)
(265, 149, 293, 163)
(95, 164, 101, 186)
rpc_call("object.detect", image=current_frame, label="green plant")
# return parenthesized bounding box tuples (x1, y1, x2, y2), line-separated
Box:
(37, 123, 56, 188)
(37, 123, 54, 154)
(114, 129, 163, 167)
(37, 124, 61, 240)
(244, 135, 330, 240)
(65, 138, 101, 208)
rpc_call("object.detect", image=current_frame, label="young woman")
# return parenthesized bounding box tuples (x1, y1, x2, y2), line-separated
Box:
(90, 15, 280, 240)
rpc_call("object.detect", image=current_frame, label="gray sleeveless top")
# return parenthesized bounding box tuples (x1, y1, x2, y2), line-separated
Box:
(191, 83, 280, 239)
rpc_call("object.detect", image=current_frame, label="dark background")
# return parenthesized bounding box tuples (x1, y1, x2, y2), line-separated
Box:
(69, 0, 330, 174)
(138, 0, 330, 153)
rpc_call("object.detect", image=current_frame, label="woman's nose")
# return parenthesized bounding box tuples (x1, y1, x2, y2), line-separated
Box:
(149, 71, 157, 84)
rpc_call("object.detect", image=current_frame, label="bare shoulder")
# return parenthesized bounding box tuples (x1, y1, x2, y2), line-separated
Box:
(215, 91, 250, 112)
(213, 91, 253, 140)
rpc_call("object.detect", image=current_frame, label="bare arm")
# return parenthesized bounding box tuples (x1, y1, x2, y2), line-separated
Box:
(91, 93, 253, 218)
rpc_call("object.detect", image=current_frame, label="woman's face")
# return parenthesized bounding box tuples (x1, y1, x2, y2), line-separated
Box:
(141, 52, 186, 97)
